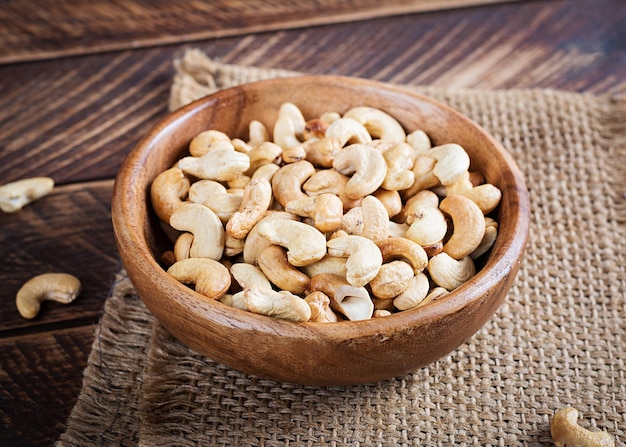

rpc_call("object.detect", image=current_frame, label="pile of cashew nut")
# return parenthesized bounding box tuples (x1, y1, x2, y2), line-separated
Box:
(151, 103, 503, 322)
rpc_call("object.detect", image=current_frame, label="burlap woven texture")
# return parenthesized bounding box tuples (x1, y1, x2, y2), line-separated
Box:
(57, 49, 625, 447)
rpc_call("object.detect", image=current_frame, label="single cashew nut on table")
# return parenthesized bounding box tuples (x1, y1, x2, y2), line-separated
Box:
(167, 258, 231, 300)
(16, 273, 81, 319)
(550, 407, 615, 447)
(0, 177, 55, 214)
(326, 234, 383, 287)
(307, 273, 373, 321)
(243, 286, 311, 322)
(332, 144, 387, 200)
(257, 218, 327, 267)
(169, 203, 225, 260)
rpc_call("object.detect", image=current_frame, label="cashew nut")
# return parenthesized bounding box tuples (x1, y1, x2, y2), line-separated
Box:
(325, 117, 372, 147)
(188, 179, 227, 203)
(373, 188, 403, 218)
(428, 253, 476, 290)
(257, 218, 327, 266)
(401, 155, 439, 199)
(273, 102, 306, 149)
(302, 255, 348, 279)
(0, 177, 55, 214)
(242, 211, 297, 265)
(445, 171, 502, 214)
(415, 286, 448, 309)
(226, 177, 273, 239)
(167, 258, 231, 300)
(305, 291, 339, 322)
(271, 160, 316, 207)
(302, 169, 361, 210)
(245, 141, 283, 175)
(258, 245, 310, 295)
(326, 235, 383, 287)
(307, 273, 373, 321)
(150, 168, 190, 223)
(440, 194, 486, 260)
(406, 129, 431, 155)
(377, 237, 428, 275)
(243, 286, 311, 322)
(343, 106, 406, 142)
(393, 272, 430, 310)
(178, 148, 250, 182)
(197, 189, 244, 225)
(381, 142, 416, 191)
(403, 190, 448, 248)
(224, 233, 245, 257)
(551, 407, 615, 447)
(230, 263, 272, 290)
(250, 162, 280, 183)
(373, 309, 392, 318)
(369, 260, 414, 300)
(301, 137, 342, 168)
(285, 193, 343, 233)
(174, 232, 194, 261)
(428, 143, 471, 186)
(303, 118, 329, 140)
(169, 203, 225, 260)
(359, 195, 390, 243)
(471, 217, 498, 259)
(219, 291, 247, 310)
(188, 130, 233, 156)
(332, 144, 387, 200)
(16, 273, 81, 319)
(248, 119, 269, 147)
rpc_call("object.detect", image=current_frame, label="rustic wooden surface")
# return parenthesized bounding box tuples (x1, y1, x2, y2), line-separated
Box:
(0, 0, 624, 444)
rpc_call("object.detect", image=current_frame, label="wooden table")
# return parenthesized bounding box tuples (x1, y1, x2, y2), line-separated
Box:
(1, 0, 624, 444)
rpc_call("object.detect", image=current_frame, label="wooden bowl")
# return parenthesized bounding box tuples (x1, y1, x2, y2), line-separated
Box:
(112, 75, 530, 385)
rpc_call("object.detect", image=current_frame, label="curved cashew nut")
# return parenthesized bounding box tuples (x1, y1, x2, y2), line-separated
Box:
(188, 130, 233, 156)
(471, 217, 498, 259)
(428, 253, 476, 290)
(0, 177, 55, 213)
(326, 235, 383, 287)
(224, 233, 245, 257)
(197, 190, 244, 225)
(188, 179, 227, 203)
(302, 169, 361, 210)
(343, 106, 406, 142)
(304, 291, 338, 323)
(256, 218, 327, 267)
(401, 155, 439, 199)
(245, 141, 283, 175)
(271, 160, 316, 207)
(243, 286, 311, 322)
(226, 177, 273, 239)
(307, 273, 373, 321)
(382, 142, 416, 191)
(303, 118, 330, 140)
(388, 221, 410, 238)
(174, 232, 194, 261)
(445, 171, 502, 214)
(219, 291, 247, 310)
(415, 286, 448, 309)
(250, 162, 280, 183)
(242, 211, 297, 265)
(248, 119, 269, 147)
(167, 258, 231, 300)
(178, 148, 250, 182)
(428, 143, 470, 186)
(230, 263, 272, 290)
(373, 188, 403, 218)
(169, 203, 225, 260)
(273, 102, 306, 149)
(393, 272, 430, 311)
(302, 255, 348, 279)
(369, 260, 414, 300)
(231, 138, 252, 154)
(403, 190, 448, 248)
(440, 194, 486, 260)
(285, 193, 343, 233)
(551, 407, 615, 447)
(258, 245, 310, 295)
(359, 195, 390, 243)
(406, 129, 431, 155)
(332, 144, 387, 200)
(325, 117, 372, 147)
(16, 273, 81, 319)
(149, 167, 190, 223)
(377, 237, 427, 275)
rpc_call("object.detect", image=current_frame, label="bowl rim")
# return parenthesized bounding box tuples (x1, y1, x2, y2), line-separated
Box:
(112, 74, 530, 342)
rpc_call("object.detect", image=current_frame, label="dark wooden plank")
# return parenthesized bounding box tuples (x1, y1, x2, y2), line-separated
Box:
(0, 325, 96, 447)
(0, 0, 524, 64)
(0, 180, 118, 334)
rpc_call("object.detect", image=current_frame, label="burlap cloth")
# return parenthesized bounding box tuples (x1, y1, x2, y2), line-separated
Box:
(57, 49, 625, 446)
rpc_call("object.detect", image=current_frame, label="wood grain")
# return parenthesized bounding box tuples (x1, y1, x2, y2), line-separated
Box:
(0, 0, 523, 64)
(0, 325, 95, 446)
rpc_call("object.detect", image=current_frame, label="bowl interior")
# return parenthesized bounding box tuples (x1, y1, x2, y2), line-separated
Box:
(112, 75, 530, 385)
